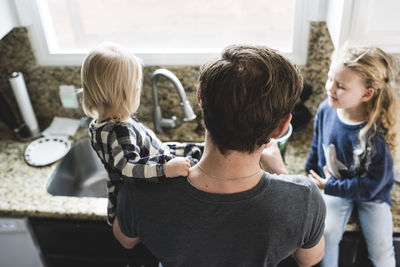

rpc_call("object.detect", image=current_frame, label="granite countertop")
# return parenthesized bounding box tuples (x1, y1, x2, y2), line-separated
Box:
(0, 124, 108, 221)
(1, 121, 400, 232)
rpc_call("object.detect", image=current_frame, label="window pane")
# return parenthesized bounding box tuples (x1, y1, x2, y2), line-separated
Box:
(45, 0, 294, 52)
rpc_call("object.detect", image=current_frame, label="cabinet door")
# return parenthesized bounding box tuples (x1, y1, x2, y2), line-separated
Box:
(349, 0, 400, 53)
(326, 0, 400, 53)
(0, 0, 18, 39)
(29, 217, 158, 267)
(0, 217, 43, 267)
(43, 254, 157, 267)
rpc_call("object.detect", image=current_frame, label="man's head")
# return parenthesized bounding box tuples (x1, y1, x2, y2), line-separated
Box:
(198, 44, 303, 154)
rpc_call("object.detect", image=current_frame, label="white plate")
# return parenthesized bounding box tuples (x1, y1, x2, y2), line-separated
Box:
(24, 137, 71, 167)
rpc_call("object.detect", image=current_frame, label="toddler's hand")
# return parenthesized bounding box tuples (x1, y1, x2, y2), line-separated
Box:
(164, 157, 191, 178)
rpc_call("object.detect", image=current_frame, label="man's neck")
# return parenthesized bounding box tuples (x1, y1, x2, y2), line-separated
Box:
(188, 133, 263, 194)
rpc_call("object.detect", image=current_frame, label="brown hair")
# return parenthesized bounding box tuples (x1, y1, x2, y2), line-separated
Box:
(331, 45, 400, 166)
(81, 42, 143, 122)
(199, 44, 303, 154)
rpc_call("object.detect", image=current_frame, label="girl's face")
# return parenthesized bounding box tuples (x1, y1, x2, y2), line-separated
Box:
(325, 66, 371, 112)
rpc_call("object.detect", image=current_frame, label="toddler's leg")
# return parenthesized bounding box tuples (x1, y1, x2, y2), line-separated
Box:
(165, 142, 204, 165)
(358, 201, 395, 267)
(321, 194, 354, 267)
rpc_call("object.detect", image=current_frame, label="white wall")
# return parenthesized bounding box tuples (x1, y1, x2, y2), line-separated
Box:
(0, 0, 19, 39)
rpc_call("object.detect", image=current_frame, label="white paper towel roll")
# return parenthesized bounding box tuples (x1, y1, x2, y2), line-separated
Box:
(9, 72, 40, 136)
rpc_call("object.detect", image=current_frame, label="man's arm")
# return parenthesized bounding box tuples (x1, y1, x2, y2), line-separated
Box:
(113, 217, 141, 249)
(293, 236, 325, 267)
(260, 141, 288, 175)
(293, 175, 326, 266)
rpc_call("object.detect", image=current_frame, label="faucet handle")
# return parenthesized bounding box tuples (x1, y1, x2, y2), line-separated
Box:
(160, 116, 179, 128)
(172, 116, 182, 127)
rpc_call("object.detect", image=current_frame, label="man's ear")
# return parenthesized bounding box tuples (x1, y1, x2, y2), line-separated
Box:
(361, 88, 375, 102)
(270, 114, 292, 139)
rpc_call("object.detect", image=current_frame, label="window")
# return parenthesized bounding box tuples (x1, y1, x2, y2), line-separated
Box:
(16, 0, 310, 65)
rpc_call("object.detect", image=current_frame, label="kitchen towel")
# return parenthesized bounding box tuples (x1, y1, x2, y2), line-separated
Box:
(41, 116, 81, 138)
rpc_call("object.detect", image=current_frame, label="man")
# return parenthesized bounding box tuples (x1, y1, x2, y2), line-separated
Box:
(113, 45, 325, 267)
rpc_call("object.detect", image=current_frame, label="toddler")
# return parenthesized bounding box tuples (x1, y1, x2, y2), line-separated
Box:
(81, 43, 201, 225)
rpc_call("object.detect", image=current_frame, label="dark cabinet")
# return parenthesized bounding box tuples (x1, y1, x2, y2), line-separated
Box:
(29, 217, 158, 267)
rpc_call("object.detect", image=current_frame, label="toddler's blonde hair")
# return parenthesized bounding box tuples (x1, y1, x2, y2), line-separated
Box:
(331, 45, 400, 167)
(81, 42, 143, 122)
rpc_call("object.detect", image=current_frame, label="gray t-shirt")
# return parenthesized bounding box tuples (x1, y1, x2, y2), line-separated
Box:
(117, 172, 325, 267)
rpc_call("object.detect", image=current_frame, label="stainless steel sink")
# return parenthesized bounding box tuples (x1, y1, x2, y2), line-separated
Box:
(46, 138, 108, 198)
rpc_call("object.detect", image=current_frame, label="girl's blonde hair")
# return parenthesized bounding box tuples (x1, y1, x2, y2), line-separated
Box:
(81, 42, 143, 122)
(331, 45, 400, 168)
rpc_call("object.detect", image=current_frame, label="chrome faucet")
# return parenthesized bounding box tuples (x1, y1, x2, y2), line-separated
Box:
(151, 69, 196, 134)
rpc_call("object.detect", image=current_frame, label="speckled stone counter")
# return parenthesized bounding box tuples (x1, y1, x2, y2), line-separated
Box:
(1, 120, 400, 233)
(0, 125, 107, 221)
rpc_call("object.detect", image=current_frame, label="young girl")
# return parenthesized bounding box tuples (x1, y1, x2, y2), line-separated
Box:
(306, 45, 399, 267)
(81, 43, 201, 225)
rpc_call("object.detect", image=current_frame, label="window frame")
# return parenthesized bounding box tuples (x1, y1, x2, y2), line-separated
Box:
(15, 0, 311, 66)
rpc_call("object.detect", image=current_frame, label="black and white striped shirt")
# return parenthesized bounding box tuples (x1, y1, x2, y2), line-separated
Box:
(89, 116, 202, 225)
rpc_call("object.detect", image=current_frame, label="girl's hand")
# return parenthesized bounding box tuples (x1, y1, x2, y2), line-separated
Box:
(308, 166, 330, 189)
(164, 157, 191, 178)
(260, 140, 288, 175)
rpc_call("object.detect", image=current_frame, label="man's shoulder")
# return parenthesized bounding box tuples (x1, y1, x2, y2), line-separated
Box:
(269, 173, 315, 190)
(124, 177, 186, 192)
(267, 173, 322, 202)
(267, 173, 325, 223)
